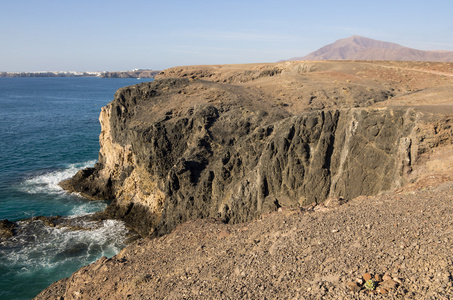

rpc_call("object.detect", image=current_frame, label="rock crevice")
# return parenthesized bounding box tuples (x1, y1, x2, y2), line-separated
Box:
(59, 76, 451, 237)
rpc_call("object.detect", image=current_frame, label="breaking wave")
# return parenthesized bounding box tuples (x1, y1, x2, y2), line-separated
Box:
(19, 160, 96, 195)
(1, 219, 128, 268)
(0, 218, 129, 299)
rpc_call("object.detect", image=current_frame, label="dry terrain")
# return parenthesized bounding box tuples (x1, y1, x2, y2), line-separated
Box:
(158, 60, 453, 112)
(36, 182, 453, 299)
(37, 60, 453, 299)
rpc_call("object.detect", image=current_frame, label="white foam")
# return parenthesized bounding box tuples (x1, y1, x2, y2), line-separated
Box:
(0, 219, 129, 272)
(68, 202, 108, 216)
(19, 160, 96, 194)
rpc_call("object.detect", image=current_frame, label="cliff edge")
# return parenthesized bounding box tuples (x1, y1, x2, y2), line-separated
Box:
(38, 60, 453, 299)
(60, 61, 453, 237)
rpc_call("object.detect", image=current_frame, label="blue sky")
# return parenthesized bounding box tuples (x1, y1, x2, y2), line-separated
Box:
(1, 0, 452, 71)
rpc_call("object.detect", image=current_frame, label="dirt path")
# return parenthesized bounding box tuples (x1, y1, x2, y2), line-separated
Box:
(363, 61, 453, 77)
(36, 181, 453, 299)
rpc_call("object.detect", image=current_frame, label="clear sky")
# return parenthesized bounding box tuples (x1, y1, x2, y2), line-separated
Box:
(1, 0, 452, 72)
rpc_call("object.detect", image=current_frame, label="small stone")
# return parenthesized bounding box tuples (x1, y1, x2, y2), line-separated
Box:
(356, 278, 364, 285)
(393, 277, 402, 284)
(363, 273, 372, 281)
(383, 274, 392, 281)
(346, 282, 361, 292)
(375, 274, 382, 282)
(377, 288, 388, 294)
(218, 230, 230, 239)
(380, 279, 399, 290)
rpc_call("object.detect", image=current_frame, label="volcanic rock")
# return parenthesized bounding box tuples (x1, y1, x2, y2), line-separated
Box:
(0, 219, 16, 240)
(60, 61, 453, 238)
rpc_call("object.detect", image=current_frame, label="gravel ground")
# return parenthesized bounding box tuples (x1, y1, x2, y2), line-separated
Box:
(36, 181, 453, 299)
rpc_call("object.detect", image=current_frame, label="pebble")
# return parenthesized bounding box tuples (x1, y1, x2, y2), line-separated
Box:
(35, 180, 453, 299)
(363, 273, 372, 281)
(346, 282, 361, 293)
(380, 279, 399, 290)
(218, 230, 230, 239)
(393, 277, 402, 284)
(383, 274, 392, 281)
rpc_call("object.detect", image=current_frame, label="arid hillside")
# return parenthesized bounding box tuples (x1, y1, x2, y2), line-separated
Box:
(158, 60, 453, 111)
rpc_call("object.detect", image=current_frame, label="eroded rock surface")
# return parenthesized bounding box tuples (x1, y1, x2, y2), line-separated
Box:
(60, 61, 453, 237)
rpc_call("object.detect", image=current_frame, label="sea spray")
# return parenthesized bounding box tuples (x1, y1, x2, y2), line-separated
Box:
(19, 160, 97, 195)
(0, 217, 129, 299)
(3, 161, 109, 220)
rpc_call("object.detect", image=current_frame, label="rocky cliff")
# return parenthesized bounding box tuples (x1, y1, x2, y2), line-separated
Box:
(60, 61, 453, 237)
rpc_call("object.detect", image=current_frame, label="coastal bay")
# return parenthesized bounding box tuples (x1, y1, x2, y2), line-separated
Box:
(0, 77, 151, 299)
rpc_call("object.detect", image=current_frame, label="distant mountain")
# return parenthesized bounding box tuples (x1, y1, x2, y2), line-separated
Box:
(286, 35, 453, 62)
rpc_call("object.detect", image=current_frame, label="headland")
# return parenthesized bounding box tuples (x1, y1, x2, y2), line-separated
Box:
(37, 60, 453, 298)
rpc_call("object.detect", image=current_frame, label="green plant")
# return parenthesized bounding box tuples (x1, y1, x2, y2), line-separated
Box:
(364, 279, 377, 290)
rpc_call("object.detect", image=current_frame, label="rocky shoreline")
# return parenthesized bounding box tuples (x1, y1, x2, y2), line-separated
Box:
(35, 60, 453, 298)
(0, 213, 141, 245)
(36, 181, 453, 299)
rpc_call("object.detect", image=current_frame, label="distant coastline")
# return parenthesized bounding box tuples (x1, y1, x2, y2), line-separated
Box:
(0, 69, 160, 78)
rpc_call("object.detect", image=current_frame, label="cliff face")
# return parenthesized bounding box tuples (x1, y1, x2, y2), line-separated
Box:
(60, 61, 453, 237)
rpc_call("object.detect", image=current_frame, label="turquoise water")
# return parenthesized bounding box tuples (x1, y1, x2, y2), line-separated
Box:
(0, 77, 151, 300)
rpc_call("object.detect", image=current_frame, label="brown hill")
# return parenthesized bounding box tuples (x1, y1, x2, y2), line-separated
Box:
(286, 35, 453, 62)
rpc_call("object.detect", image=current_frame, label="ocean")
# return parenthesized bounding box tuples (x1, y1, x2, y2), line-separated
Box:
(0, 77, 152, 300)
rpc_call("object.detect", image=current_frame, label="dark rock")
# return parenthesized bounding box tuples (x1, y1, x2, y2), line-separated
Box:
(59, 77, 451, 237)
(0, 219, 16, 240)
(30, 216, 61, 227)
(59, 167, 116, 201)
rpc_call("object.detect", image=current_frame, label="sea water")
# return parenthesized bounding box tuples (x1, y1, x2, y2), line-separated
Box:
(0, 77, 151, 300)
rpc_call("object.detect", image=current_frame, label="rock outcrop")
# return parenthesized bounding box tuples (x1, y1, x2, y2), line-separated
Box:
(0, 219, 16, 240)
(60, 61, 453, 237)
